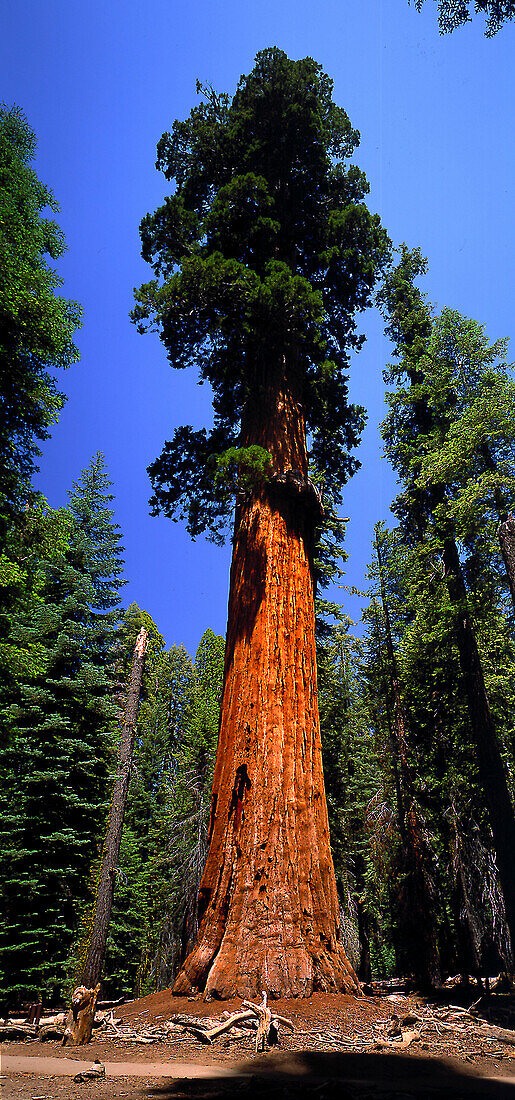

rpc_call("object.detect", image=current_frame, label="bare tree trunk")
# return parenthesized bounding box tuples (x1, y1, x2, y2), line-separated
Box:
(442, 537, 515, 961)
(173, 367, 360, 999)
(78, 628, 148, 988)
(375, 534, 441, 987)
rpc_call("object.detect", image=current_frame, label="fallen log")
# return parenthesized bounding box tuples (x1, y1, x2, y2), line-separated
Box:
(0, 1024, 38, 1041)
(39, 1024, 65, 1042)
(96, 997, 125, 1010)
(471, 1022, 515, 1047)
(177, 994, 294, 1053)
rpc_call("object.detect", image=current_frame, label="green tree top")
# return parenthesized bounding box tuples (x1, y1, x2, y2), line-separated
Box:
(68, 452, 126, 619)
(0, 105, 81, 514)
(379, 248, 515, 549)
(132, 48, 390, 542)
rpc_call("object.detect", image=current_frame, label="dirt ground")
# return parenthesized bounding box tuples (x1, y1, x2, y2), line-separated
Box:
(3, 988, 515, 1099)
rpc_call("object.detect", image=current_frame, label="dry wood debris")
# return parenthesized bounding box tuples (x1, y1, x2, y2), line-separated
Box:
(2, 986, 515, 1068)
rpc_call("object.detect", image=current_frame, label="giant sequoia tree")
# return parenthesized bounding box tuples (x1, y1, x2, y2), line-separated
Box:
(133, 48, 389, 998)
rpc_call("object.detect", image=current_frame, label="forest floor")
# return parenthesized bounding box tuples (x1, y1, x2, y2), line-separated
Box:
(3, 988, 515, 1099)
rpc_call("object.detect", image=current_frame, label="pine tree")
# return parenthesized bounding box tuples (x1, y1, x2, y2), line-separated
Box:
(0, 457, 125, 1004)
(0, 105, 80, 521)
(378, 248, 515, 963)
(0, 104, 81, 838)
(166, 629, 225, 968)
(100, 629, 225, 998)
(91, 604, 167, 1000)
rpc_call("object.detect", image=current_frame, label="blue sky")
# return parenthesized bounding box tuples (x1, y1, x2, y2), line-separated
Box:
(2, 0, 514, 654)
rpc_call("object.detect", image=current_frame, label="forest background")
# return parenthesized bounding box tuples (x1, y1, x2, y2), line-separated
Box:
(3, 0, 514, 652)
(2, 0, 515, 1005)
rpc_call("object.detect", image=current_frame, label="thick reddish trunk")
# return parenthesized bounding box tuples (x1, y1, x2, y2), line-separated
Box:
(173, 372, 359, 999)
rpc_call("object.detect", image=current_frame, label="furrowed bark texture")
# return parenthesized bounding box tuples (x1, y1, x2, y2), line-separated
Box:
(173, 369, 360, 999)
(79, 629, 147, 988)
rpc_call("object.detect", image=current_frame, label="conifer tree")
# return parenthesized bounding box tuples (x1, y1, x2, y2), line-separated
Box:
(0, 105, 81, 824)
(93, 604, 167, 999)
(362, 519, 513, 977)
(0, 105, 80, 521)
(102, 629, 225, 997)
(378, 248, 515, 962)
(0, 457, 125, 1004)
(134, 46, 389, 998)
(371, 525, 441, 985)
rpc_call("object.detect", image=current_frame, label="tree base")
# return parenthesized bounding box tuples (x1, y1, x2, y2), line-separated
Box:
(173, 938, 361, 999)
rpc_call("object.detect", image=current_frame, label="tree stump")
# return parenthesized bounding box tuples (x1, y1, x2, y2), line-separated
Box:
(62, 984, 101, 1046)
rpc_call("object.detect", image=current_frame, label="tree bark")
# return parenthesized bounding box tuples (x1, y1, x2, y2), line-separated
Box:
(442, 537, 515, 960)
(173, 367, 360, 999)
(62, 984, 101, 1046)
(78, 628, 147, 988)
(498, 514, 515, 612)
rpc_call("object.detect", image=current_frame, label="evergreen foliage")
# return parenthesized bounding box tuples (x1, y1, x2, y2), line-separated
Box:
(369, 249, 515, 974)
(0, 105, 80, 520)
(0, 102, 82, 790)
(133, 47, 389, 546)
(102, 626, 224, 998)
(0, 457, 125, 1005)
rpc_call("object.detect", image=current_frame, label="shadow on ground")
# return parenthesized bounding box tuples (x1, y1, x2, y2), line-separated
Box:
(147, 1050, 515, 1100)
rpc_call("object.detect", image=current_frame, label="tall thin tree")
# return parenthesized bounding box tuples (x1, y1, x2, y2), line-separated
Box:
(79, 627, 147, 988)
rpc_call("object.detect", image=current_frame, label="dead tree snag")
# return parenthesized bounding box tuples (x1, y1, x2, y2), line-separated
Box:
(62, 984, 101, 1046)
(78, 628, 148, 987)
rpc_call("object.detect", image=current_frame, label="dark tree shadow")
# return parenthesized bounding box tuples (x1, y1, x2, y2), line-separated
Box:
(144, 1050, 515, 1100)
(226, 503, 267, 651)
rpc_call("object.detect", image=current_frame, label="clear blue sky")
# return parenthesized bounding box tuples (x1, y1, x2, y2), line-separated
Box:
(2, 1, 514, 654)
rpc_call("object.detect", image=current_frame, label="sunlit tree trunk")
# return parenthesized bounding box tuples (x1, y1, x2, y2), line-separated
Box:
(79, 629, 147, 988)
(173, 365, 360, 999)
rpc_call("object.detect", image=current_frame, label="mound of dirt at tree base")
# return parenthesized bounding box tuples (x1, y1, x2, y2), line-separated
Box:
(5, 988, 515, 1098)
(117, 988, 389, 1030)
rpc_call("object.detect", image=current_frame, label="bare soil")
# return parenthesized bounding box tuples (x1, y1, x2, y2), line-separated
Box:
(3, 989, 515, 1099)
